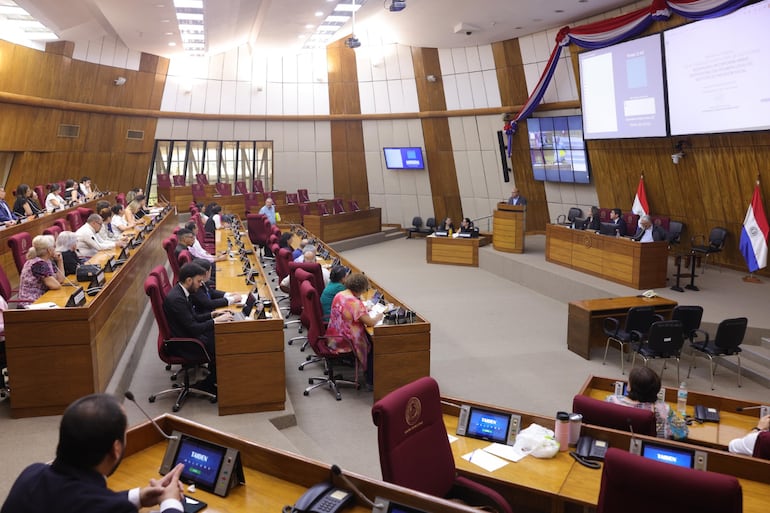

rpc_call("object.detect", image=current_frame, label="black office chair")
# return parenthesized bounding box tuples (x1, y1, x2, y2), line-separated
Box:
(406, 216, 431, 238)
(603, 306, 660, 374)
(556, 207, 583, 226)
(425, 217, 436, 232)
(631, 320, 685, 383)
(687, 317, 747, 389)
(672, 305, 704, 346)
(667, 221, 684, 249)
(690, 227, 727, 273)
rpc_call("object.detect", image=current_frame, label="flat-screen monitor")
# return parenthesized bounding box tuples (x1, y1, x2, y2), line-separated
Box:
(579, 33, 667, 139)
(383, 147, 425, 170)
(465, 408, 512, 444)
(600, 222, 620, 236)
(665, 0, 770, 135)
(527, 115, 590, 183)
(642, 441, 694, 468)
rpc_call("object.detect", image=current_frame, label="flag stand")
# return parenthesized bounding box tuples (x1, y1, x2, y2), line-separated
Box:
(742, 273, 762, 284)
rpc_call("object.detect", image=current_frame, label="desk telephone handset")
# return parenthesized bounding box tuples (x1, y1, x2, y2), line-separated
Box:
(284, 482, 353, 513)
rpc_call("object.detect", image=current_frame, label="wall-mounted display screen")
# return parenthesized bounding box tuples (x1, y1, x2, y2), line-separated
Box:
(665, 0, 770, 135)
(383, 147, 425, 169)
(579, 33, 667, 139)
(527, 115, 590, 183)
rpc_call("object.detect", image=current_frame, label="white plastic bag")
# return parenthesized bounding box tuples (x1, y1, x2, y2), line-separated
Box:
(513, 423, 560, 459)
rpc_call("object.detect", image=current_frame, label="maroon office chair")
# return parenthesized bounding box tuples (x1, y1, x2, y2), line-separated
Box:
(274, 247, 293, 293)
(297, 188, 310, 203)
(144, 275, 216, 412)
(195, 173, 209, 186)
(753, 431, 770, 460)
(115, 193, 126, 207)
(572, 395, 656, 436)
(7, 232, 32, 274)
(270, 224, 281, 238)
(244, 193, 261, 214)
(287, 261, 325, 336)
(372, 377, 513, 513)
(34, 185, 46, 208)
(348, 200, 360, 212)
(172, 175, 186, 186)
(332, 198, 345, 214)
(149, 265, 172, 299)
(247, 213, 270, 253)
(286, 193, 298, 204)
(253, 179, 265, 193)
(597, 448, 741, 513)
(77, 207, 93, 224)
(191, 183, 206, 202)
(289, 267, 318, 350)
(215, 182, 232, 196)
(67, 211, 84, 231)
(162, 235, 181, 283)
(177, 249, 193, 267)
(0, 265, 24, 307)
(192, 213, 215, 254)
(157, 174, 172, 188)
(297, 203, 310, 223)
(623, 212, 640, 237)
(300, 280, 358, 400)
(316, 201, 329, 216)
(234, 181, 248, 195)
(42, 225, 61, 239)
(53, 218, 69, 232)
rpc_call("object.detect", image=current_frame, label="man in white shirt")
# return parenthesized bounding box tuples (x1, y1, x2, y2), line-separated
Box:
(76, 214, 125, 258)
(280, 246, 330, 292)
(728, 414, 770, 455)
(184, 221, 226, 263)
(258, 198, 277, 225)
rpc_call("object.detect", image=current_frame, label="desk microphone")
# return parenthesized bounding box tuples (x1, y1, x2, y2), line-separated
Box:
(737, 405, 764, 411)
(628, 417, 641, 455)
(63, 275, 80, 288)
(124, 391, 179, 440)
(330, 465, 384, 508)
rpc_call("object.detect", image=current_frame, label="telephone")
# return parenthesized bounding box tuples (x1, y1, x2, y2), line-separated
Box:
(285, 482, 353, 513)
(575, 436, 608, 461)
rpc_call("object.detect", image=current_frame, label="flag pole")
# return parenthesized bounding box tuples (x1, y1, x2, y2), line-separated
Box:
(742, 175, 764, 283)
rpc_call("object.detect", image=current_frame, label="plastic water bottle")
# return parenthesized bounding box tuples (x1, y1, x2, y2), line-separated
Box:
(677, 382, 688, 415)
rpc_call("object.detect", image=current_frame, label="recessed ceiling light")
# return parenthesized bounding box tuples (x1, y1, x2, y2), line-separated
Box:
(165, 32, 174, 35)
(315, 11, 323, 16)
(160, 19, 171, 23)
(155, 3, 165, 7)
(533, 18, 543, 22)
(168, 42, 176, 46)
(305, 24, 314, 29)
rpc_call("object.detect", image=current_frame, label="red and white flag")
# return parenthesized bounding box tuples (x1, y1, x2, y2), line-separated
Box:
(632, 176, 649, 216)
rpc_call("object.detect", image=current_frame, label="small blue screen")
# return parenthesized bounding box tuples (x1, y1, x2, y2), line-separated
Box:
(175, 437, 226, 489)
(467, 408, 510, 443)
(642, 444, 693, 468)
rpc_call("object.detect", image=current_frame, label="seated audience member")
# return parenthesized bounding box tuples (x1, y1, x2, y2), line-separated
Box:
(175, 228, 220, 286)
(189, 259, 242, 315)
(125, 187, 143, 206)
(13, 184, 44, 217)
(55, 231, 82, 276)
(63, 179, 82, 206)
(0, 187, 19, 225)
(204, 204, 225, 234)
(79, 176, 96, 201)
(729, 414, 770, 455)
(163, 263, 233, 395)
(632, 215, 666, 242)
(0, 393, 185, 513)
(110, 204, 129, 232)
(124, 194, 146, 228)
(278, 232, 294, 253)
(585, 206, 601, 231)
(321, 265, 349, 322)
(606, 366, 688, 440)
(609, 208, 627, 236)
(292, 238, 309, 260)
(76, 214, 125, 258)
(18, 235, 65, 304)
(45, 183, 66, 212)
(459, 218, 475, 234)
(438, 217, 454, 233)
(325, 273, 384, 388)
(184, 221, 227, 263)
(99, 208, 121, 242)
(280, 246, 330, 292)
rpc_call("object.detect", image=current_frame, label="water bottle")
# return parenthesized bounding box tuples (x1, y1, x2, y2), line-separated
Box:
(555, 411, 570, 451)
(677, 382, 688, 415)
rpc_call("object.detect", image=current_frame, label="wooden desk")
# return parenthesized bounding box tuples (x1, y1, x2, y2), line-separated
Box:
(441, 395, 770, 513)
(213, 223, 286, 415)
(493, 203, 526, 253)
(302, 208, 381, 243)
(426, 235, 491, 267)
(158, 187, 287, 218)
(567, 295, 678, 359)
(109, 415, 477, 513)
(0, 194, 115, 287)
(578, 375, 760, 450)
(4, 209, 175, 418)
(292, 227, 430, 401)
(545, 223, 669, 289)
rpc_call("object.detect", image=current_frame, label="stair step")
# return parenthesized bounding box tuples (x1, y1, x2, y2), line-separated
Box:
(688, 352, 770, 390)
(741, 344, 770, 367)
(760, 337, 770, 350)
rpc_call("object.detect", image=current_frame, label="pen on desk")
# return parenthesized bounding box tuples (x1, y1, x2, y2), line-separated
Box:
(468, 449, 476, 463)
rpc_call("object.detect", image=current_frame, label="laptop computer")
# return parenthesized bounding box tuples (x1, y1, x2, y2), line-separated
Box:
(232, 291, 258, 321)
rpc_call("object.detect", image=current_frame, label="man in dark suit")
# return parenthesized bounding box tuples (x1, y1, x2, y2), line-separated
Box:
(1, 393, 185, 513)
(609, 208, 627, 236)
(190, 259, 241, 315)
(0, 187, 19, 225)
(507, 187, 527, 206)
(163, 263, 233, 395)
(632, 215, 666, 242)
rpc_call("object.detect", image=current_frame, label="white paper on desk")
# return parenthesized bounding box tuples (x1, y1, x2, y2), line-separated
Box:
(447, 434, 458, 443)
(25, 302, 59, 310)
(462, 449, 508, 472)
(483, 442, 528, 463)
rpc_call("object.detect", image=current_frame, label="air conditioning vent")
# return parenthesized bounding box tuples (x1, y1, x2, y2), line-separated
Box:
(57, 124, 80, 138)
(126, 129, 145, 140)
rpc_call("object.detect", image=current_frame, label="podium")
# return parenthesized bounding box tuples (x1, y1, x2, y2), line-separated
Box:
(493, 203, 526, 253)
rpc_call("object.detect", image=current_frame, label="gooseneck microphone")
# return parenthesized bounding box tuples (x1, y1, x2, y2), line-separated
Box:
(736, 405, 763, 411)
(330, 464, 384, 508)
(124, 391, 179, 440)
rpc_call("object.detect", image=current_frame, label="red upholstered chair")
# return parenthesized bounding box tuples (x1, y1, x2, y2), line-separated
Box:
(623, 212, 640, 237)
(215, 182, 232, 196)
(77, 207, 93, 224)
(270, 225, 281, 238)
(247, 213, 269, 250)
(753, 431, 770, 460)
(191, 183, 206, 201)
(274, 248, 293, 294)
(162, 235, 181, 283)
(316, 201, 329, 216)
(288, 261, 324, 317)
(34, 185, 46, 208)
(253, 179, 265, 193)
(192, 213, 215, 254)
(7, 232, 32, 274)
(0, 265, 23, 307)
(597, 448, 742, 513)
(42, 225, 61, 239)
(298, 203, 310, 223)
(53, 218, 69, 232)
(297, 188, 310, 203)
(244, 193, 261, 214)
(172, 175, 186, 186)
(572, 395, 656, 436)
(348, 200, 360, 212)
(286, 193, 298, 204)
(234, 181, 248, 195)
(332, 198, 345, 214)
(177, 249, 192, 267)
(650, 215, 671, 233)
(144, 275, 216, 412)
(115, 193, 126, 207)
(599, 208, 611, 223)
(195, 173, 209, 185)
(300, 280, 358, 400)
(372, 377, 513, 513)
(149, 265, 172, 299)
(157, 174, 172, 188)
(287, 267, 316, 349)
(66, 212, 81, 232)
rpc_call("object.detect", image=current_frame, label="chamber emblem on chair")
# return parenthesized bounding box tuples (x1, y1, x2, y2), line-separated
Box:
(405, 396, 422, 427)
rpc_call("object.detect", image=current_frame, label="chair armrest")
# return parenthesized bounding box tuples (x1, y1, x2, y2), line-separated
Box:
(690, 234, 706, 246)
(629, 329, 645, 342)
(654, 314, 665, 322)
(163, 337, 212, 361)
(556, 214, 566, 224)
(603, 317, 620, 336)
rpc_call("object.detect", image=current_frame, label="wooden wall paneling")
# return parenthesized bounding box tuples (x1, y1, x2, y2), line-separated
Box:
(491, 40, 529, 108)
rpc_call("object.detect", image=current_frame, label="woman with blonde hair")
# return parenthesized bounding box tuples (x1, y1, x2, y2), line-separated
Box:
(123, 194, 146, 228)
(18, 235, 65, 303)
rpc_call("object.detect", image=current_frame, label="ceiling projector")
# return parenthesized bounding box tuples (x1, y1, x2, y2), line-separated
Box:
(345, 36, 361, 49)
(389, 1, 406, 11)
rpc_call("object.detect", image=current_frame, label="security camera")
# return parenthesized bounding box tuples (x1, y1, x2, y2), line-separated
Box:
(114, 76, 127, 86)
(388, 0, 406, 12)
(345, 36, 361, 49)
(466, 31, 473, 35)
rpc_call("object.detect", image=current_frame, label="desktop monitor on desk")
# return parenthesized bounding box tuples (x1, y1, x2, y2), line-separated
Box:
(434, 230, 449, 237)
(599, 222, 620, 236)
